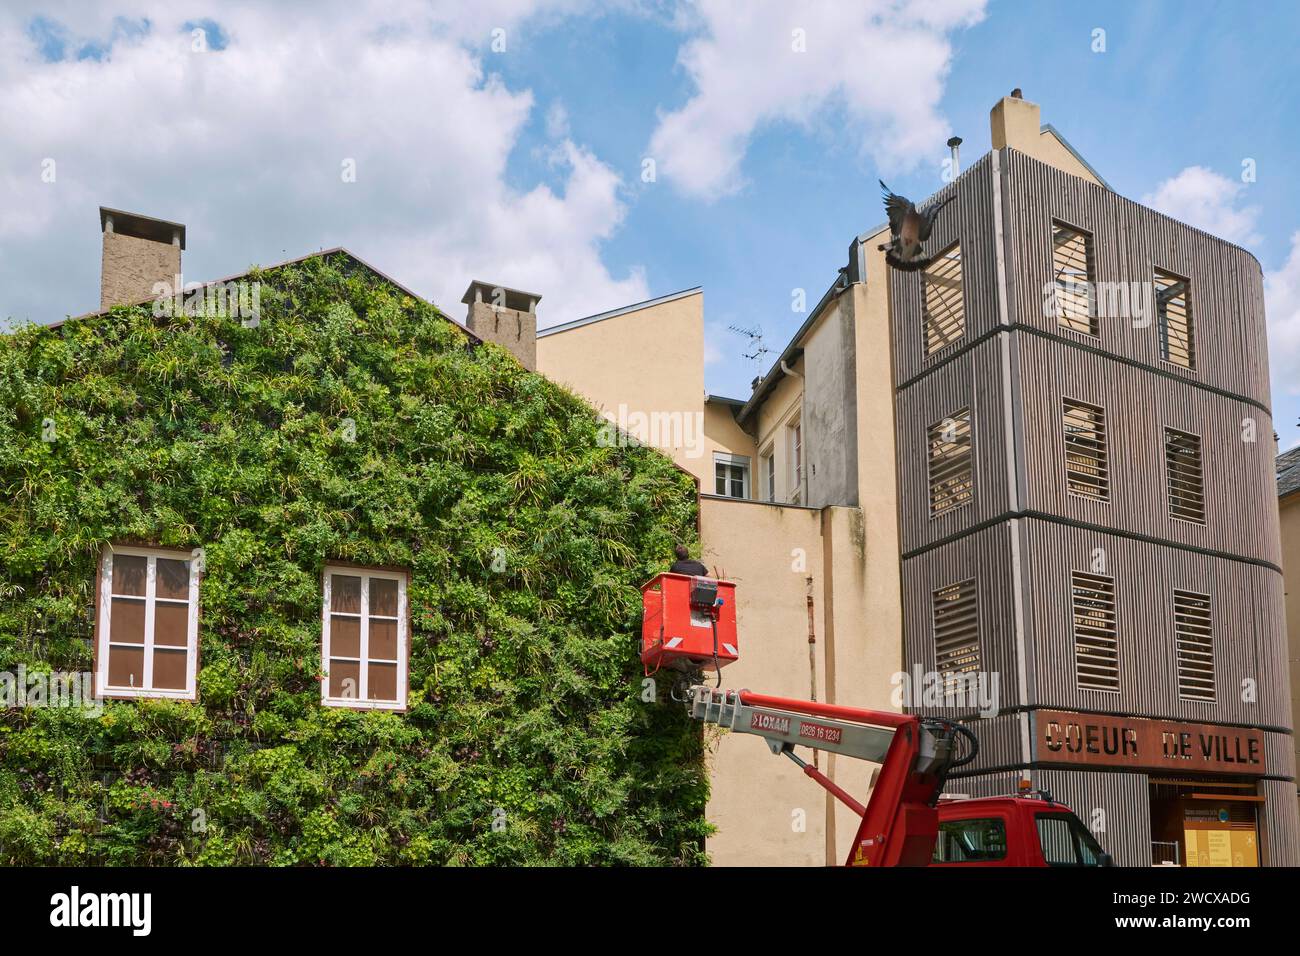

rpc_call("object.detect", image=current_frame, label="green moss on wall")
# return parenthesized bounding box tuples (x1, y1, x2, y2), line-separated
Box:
(0, 254, 708, 865)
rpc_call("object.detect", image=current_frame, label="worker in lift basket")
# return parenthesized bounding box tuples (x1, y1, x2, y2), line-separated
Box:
(669, 543, 710, 577)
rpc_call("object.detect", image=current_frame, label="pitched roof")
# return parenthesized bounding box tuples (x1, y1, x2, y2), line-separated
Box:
(1278, 446, 1300, 500)
(34, 247, 480, 343)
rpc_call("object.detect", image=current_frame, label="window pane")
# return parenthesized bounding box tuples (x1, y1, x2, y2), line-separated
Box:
(112, 555, 147, 596)
(368, 662, 398, 701)
(152, 648, 188, 690)
(331, 575, 362, 613)
(329, 660, 361, 699)
(110, 597, 146, 644)
(933, 817, 1007, 862)
(369, 619, 398, 660)
(370, 578, 399, 617)
(156, 558, 190, 599)
(330, 615, 361, 658)
(108, 645, 145, 688)
(1036, 816, 1079, 865)
(715, 465, 727, 496)
(154, 601, 189, 647)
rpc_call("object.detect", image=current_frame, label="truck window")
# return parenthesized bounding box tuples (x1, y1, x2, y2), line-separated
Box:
(933, 816, 1008, 862)
(1035, 813, 1105, 866)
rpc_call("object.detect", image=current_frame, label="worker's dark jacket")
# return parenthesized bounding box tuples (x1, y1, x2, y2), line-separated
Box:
(669, 559, 710, 577)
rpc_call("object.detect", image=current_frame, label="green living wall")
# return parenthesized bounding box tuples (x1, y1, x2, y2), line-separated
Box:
(0, 254, 708, 865)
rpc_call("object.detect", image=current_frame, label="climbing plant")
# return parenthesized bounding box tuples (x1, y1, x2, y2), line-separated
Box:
(0, 253, 708, 865)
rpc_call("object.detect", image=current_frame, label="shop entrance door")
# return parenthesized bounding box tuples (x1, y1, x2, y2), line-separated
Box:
(1149, 780, 1261, 867)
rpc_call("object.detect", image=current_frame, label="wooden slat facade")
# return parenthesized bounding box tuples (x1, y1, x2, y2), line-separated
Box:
(892, 147, 1297, 865)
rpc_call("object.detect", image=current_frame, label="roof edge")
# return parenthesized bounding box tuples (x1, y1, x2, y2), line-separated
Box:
(1039, 123, 1113, 191)
(537, 286, 702, 338)
(31, 247, 479, 343)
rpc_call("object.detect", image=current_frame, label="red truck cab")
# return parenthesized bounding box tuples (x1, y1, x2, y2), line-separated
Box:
(932, 794, 1111, 867)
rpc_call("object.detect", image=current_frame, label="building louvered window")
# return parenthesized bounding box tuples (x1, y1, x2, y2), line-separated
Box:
(1174, 589, 1214, 702)
(1155, 268, 1195, 369)
(1052, 222, 1096, 335)
(1063, 399, 1109, 501)
(927, 407, 973, 516)
(1072, 571, 1118, 692)
(923, 243, 964, 355)
(933, 579, 980, 686)
(1165, 427, 1206, 524)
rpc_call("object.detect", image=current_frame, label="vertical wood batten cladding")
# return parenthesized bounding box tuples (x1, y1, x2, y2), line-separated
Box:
(894, 146, 1294, 864)
(890, 154, 1000, 385)
(1034, 770, 1152, 867)
(1001, 150, 1271, 406)
(1023, 521, 1290, 728)
(896, 338, 1014, 553)
(1016, 335, 1280, 566)
(1258, 778, 1300, 866)
(902, 524, 1022, 713)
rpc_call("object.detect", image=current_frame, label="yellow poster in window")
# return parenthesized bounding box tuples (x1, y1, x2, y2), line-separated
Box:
(1184, 827, 1234, 867)
(1229, 830, 1258, 867)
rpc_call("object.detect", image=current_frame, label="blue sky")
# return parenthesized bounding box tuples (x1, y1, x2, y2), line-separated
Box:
(2, 1, 1297, 447)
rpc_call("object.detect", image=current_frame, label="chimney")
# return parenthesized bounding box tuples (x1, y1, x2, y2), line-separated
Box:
(989, 88, 1041, 154)
(946, 135, 963, 176)
(99, 207, 185, 311)
(461, 280, 540, 372)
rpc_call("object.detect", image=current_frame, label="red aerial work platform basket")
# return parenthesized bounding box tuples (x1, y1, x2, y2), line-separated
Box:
(640, 572, 738, 674)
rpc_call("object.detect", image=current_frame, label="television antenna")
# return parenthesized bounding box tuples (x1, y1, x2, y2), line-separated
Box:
(728, 323, 771, 370)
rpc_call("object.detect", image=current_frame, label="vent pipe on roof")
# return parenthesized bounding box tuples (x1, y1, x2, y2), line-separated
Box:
(947, 136, 963, 177)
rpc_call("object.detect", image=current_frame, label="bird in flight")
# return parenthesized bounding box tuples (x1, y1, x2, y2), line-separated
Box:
(878, 181, 956, 271)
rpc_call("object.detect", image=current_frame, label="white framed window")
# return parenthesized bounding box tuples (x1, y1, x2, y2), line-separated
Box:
(321, 566, 408, 710)
(761, 445, 775, 503)
(713, 452, 750, 499)
(95, 546, 200, 700)
(788, 414, 804, 504)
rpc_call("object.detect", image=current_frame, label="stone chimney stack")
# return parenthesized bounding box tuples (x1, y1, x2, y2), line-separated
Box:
(99, 207, 185, 310)
(461, 280, 540, 372)
(989, 88, 1041, 154)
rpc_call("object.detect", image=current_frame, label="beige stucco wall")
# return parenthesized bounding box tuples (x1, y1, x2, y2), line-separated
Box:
(1034, 129, 1103, 186)
(699, 496, 830, 865)
(536, 292, 708, 479)
(751, 356, 807, 504)
(1283, 494, 1300, 774)
(990, 94, 1103, 187)
(698, 498, 895, 866)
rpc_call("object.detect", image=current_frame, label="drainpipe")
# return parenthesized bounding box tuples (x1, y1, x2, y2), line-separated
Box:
(806, 576, 818, 768)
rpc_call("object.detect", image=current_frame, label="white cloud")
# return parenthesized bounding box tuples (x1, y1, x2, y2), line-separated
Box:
(1265, 232, 1300, 400)
(647, 0, 986, 200)
(1141, 166, 1262, 248)
(0, 1, 647, 330)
